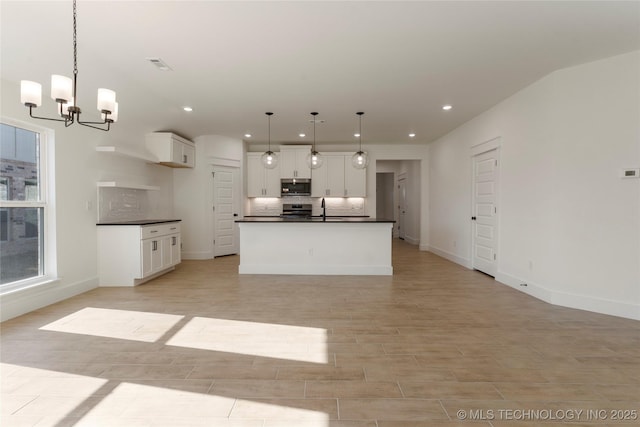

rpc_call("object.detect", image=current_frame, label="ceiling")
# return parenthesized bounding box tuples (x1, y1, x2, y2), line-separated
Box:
(2, 1, 639, 146)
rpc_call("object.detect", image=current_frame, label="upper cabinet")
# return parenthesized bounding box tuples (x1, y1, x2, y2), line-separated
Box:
(280, 146, 311, 179)
(247, 153, 280, 197)
(145, 132, 195, 168)
(311, 153, 367, 197)
(344, 161, 366, 197)
(311, 155, 345, 197)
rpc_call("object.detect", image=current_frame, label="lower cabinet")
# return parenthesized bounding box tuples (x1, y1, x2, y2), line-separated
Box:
(98, 221, 181, 286)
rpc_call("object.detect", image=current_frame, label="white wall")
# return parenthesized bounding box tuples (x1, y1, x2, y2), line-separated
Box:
(174, 134, 244, 260)
(427, 51, 640, 320)
(1, 79, 174, 321)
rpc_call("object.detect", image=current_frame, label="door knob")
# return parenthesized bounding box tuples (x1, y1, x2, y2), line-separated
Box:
(471, 216, 476, 220)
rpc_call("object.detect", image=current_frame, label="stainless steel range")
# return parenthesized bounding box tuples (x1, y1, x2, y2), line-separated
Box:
(280, 203, 312, 219)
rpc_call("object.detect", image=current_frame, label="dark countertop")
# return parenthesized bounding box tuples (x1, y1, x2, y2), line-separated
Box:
(97, 219, 181, 226)
(236, 217, 394, 223)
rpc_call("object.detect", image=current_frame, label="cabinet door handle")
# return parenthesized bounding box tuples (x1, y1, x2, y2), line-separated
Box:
(183, 154, 187, 163)
(153, 241, 158, 251)
(149, 230, 158, 234)
(172, 236, 177, 246)
(344, 189, 347, 196)
(170, 227, 177, 230)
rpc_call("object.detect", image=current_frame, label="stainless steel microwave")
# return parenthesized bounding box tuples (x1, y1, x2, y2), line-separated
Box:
(281, 178, 311, 196)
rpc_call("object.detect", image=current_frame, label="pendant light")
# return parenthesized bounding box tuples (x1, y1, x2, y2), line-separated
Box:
(20, 0, 117, 131)
(351, 112, 369, 169)
(261, 112, 278, 169)
(307, 112, 323, 169)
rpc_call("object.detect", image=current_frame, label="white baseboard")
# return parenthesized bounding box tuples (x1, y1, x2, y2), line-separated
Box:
(426, 245, 472, 269)
(421, 249, 639, 321)
(0, 276, 98, 322)
(403, 236, 420, 246)
(181, 250, 213, 260)
(496, 271, 640, 321)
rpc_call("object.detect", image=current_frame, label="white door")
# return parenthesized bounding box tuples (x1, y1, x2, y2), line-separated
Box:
(213, 166, 240, 257)
(472, 149, 499, 276)
(398, 177, 407, 240)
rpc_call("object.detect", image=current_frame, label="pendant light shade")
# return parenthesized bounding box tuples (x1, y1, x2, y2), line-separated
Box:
(351, 112, 369, 169)
(306, 112, 323, 169)
(261, 112, 278, 169)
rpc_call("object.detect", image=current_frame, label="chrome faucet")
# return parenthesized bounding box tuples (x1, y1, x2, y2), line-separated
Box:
(321, 197, 326, 221)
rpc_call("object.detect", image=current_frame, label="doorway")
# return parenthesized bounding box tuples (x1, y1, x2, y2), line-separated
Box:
(398, 176, 407, 240)
(212, 165, 240, 257)
(376, 172, 395, 235)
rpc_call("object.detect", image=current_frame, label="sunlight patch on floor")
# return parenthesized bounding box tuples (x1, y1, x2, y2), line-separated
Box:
(166, 317, 329, 364)
(1, 363, 108, 423)
(82, 382, 237, 420)
(39, 307, 184, 342)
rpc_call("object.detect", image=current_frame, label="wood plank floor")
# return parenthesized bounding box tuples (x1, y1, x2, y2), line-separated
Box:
(2, 239, 639, 426)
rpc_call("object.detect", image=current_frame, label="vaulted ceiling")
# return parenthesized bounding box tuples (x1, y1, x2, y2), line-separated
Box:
(2, 1, 639, 146)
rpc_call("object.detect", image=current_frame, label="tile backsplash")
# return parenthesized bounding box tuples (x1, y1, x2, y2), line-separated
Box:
(248, 197, 365, 216)
(98, 187, 150, 222)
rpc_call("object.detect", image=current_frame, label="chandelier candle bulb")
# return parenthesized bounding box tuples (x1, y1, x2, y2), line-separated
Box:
(61, 97, 74, 117)
(97, 88, 116, 113)
(51, 75, 72, 102)
(103, 102, 118, 122)
(20, 81, 42, 106)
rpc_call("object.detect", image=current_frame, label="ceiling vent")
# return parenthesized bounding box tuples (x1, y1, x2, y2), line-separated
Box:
(146, 58, 172, 71)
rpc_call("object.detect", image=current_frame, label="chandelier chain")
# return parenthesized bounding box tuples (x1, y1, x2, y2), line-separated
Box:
(73, 0, 78, 76)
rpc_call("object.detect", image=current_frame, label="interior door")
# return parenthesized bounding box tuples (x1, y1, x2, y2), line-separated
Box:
(213, 166, 239, 257)
(398, 177, 407, 240)
(472, 149, 499, 276)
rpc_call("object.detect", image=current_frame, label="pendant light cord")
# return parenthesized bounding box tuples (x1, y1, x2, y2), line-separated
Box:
(311, 112, 318, 152)
(359, 114, 362, 151)
(268, 114, 271, 151)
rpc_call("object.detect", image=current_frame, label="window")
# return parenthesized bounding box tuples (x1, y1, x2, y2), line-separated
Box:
(0, 121, 54, 288)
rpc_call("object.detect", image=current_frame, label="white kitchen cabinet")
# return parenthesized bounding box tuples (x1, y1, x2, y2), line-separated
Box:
(311, 155, 345, 197)
(145, 132, 195, 168)
(98, 221, 181, 286)
(280, 146, 311, 179)
(344, 161, 366, 197)
(311, 154, 366, 197)
(247, 153, 280, 197)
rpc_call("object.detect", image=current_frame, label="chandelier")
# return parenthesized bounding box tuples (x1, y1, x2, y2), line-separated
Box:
(20, 0, 118, 131)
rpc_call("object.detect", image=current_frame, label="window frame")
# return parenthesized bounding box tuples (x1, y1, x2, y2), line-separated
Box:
(0, 117, 57, 293)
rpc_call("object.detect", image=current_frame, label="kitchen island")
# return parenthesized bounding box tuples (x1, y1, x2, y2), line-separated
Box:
(235, 217, 395, 275)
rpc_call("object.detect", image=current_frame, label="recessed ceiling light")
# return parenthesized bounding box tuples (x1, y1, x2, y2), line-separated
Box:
(244, 133, 252, 138)
(409, 133, 416, 138)
(442, 105, 452, 111)
(183, 106, 193, 112)
(299, 133, 306, 138)
(354, 133, 361, 138)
